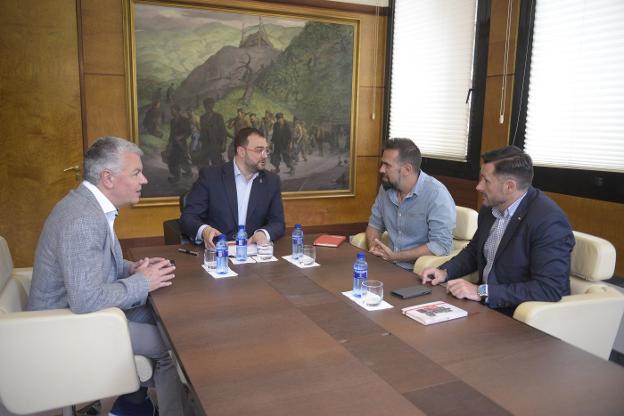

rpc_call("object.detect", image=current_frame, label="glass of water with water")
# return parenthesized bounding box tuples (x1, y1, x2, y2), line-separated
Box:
(204, 248, 217, 270)
(362, 280, 383, 307)
(257, 241, 274, 261)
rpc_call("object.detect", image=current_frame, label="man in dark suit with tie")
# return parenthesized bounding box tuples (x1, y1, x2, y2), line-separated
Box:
(181, 127, 285, 248)
(422, 146, 575, 316)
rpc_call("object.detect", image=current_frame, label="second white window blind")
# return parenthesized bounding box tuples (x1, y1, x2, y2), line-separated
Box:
(388, 0, 477, 161)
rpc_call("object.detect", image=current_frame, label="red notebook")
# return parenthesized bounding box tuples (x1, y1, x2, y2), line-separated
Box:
(313, 234, 347, 247)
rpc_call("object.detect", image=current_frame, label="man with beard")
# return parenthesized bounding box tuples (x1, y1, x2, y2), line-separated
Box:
(181, 127, 285, 248)
(421, 146, 574, 316)
(366, 138, 455, 270)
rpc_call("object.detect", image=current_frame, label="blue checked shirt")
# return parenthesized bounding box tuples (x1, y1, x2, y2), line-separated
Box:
(482, 192, 527, 283)
(368, 171, 455, 270)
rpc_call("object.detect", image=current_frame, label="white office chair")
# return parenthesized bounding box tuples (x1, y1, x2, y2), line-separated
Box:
(0, 236, 153, 415)
(514, 231, 624, 360)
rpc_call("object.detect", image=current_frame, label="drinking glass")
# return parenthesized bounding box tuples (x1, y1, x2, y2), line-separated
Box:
(299, 245, 316, 266)
(204, 248, 216, 270)
(362, 280, 383, 307)
(257, 241, 274, 260)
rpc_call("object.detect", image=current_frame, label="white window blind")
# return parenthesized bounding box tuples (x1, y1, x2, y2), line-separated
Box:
(388, 0, 477, 161)
(524, 0, 624, 173)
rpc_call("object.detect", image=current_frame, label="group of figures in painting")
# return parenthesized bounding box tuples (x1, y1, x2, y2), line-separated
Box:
(142, 89, 349, 184)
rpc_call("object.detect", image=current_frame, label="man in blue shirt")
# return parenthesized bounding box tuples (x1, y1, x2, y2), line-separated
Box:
(366, 138, 456, 270)
(421, 146, 574, 316)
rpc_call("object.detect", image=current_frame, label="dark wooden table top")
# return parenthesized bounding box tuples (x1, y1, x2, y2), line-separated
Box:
(131, 236, 624, 416)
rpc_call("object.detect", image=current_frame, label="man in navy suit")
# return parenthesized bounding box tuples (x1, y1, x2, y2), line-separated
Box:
(422, 146, 575, 316)
(181, 127, 285, 248)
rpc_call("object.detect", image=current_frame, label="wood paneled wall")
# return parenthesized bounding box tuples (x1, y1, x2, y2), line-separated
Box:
(2, 0, 622, 274)
(79, 0, 386, 239)
(0, 0, 84, 267)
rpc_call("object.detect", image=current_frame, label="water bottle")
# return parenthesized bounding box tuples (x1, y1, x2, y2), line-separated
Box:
(216, 235, 228, 274)
(352, 252, 368, 297)
(291, 223, 304, 260)
(236, 225, 247, 261)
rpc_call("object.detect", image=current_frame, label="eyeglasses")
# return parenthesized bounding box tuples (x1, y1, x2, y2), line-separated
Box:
(244, 147, 271, 156)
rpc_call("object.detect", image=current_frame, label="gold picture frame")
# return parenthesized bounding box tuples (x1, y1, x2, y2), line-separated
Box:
(124, 0, 359, 206)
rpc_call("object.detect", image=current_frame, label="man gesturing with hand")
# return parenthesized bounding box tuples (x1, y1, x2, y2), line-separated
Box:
(28, 137, 191, 416)
(421, 146, 574, 316)
(366, 138, 455, 270)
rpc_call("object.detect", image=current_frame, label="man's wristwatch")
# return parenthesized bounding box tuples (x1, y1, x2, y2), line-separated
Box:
(478, 284, 488, 299)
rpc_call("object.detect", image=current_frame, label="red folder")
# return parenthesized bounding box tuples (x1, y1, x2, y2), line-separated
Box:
(313, 234, 347, 248)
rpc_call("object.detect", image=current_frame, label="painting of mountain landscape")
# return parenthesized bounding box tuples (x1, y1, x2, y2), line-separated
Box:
(130, 1, 357, 198)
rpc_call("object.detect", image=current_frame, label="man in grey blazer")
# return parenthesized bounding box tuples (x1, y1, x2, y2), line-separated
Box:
(28, 137, 189, 415)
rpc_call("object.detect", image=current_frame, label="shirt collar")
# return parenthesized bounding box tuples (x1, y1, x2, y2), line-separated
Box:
(233, 159, 259, 183)
(82, 180, 118, 220)
(492, 191, 527, 220)
(401, 170, 427, 199)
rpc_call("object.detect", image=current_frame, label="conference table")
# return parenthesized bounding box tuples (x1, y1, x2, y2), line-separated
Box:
(130, 237, 624, 416)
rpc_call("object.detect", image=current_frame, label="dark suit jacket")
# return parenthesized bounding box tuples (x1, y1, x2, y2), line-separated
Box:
(180, 161, 285, 242)
(442, 186, 575, 315)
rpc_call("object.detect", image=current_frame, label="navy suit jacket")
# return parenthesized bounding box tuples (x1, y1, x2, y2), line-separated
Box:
(180, 161, 285, 242)
(442, 186, 575, 315)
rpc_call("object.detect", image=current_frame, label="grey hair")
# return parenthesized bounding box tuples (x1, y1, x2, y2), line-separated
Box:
(83, 136, 143, 185)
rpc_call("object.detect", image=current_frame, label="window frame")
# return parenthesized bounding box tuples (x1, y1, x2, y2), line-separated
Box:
(382, 0, 491, 180)
(510, 0, 624, 204)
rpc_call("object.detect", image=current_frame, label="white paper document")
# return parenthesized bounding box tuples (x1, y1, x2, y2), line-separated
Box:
(281, 255, 320, 268)
(342, 290, 394, 311)
(253, 255, 279, 263)
(229, 257, 256, 265)
(202, 264, 238, 278)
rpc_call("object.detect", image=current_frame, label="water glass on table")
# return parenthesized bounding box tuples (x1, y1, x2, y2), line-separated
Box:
(257, 241, 274, 260)
(362, 280, 383, 307)
(204, 248, 216, 270)
(299, 245, 316, 266)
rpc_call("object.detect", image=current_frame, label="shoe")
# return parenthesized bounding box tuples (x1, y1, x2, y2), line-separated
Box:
(109, 393, 158, 416)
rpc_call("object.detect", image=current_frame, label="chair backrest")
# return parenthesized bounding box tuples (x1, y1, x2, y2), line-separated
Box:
(0, 236, 28, 315)
(0, 236, 13, 290)
(570, 230, 616, 282)
(568, 231, 617, 296)
(452, 206, 478, 251)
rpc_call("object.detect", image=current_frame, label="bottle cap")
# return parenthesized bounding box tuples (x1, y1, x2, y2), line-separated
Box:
(219, 234, 226, 241)
(357, 252, 365, 259)
(238, 224, 245, 230)
(295, 223, 301, 229)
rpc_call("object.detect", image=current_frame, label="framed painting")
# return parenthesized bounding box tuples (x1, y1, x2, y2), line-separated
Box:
(125, 0, 359, 205)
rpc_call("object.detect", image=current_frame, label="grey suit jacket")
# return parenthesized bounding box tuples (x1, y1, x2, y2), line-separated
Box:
(27, 184, 149, 314)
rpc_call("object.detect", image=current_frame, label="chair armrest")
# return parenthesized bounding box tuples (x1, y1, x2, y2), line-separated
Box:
(0, 307, 140, 414)
(11, 268, 32, 294)
(413, 254, 454, 273)
(413, 254, 478, 283)
(350, 232, 368, 250)
(513, 287, 624, 360)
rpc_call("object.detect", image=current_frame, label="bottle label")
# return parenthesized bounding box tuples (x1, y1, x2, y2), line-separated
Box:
(217, 249, 227, 258)
(353, 270, 367, 279)
(293, 236, 303, 245)
(237, 239, 246, 246)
